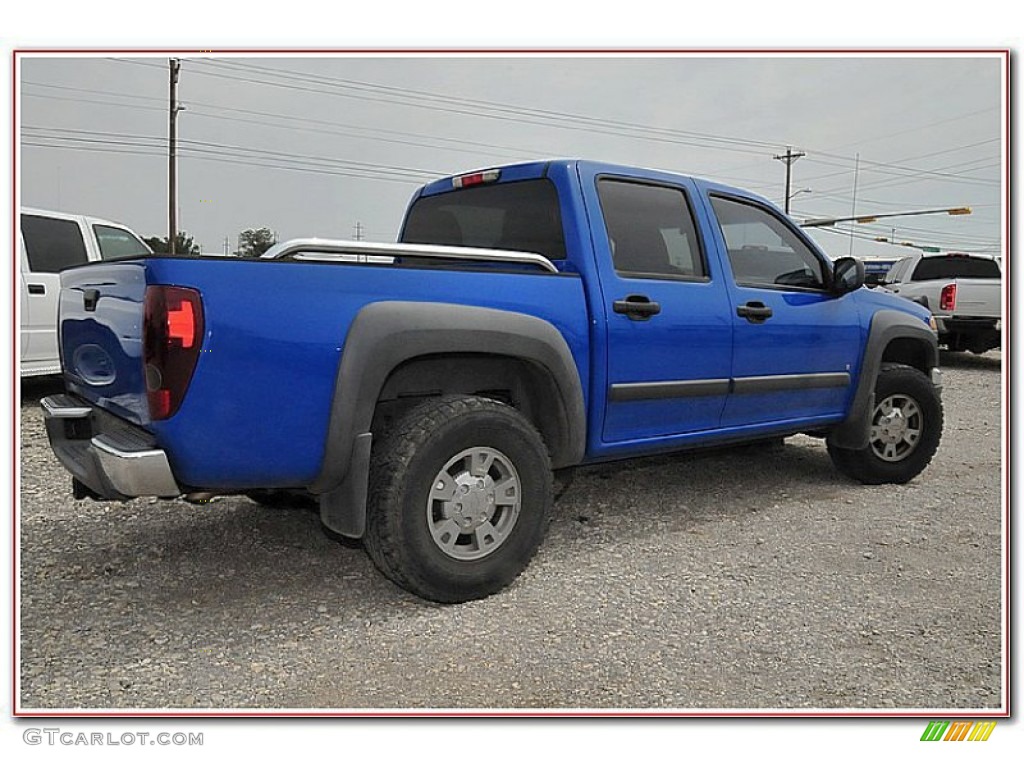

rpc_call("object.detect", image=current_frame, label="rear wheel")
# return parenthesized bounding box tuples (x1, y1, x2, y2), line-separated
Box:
(364, 395, 552, 603)
(827, 364, 942, 484)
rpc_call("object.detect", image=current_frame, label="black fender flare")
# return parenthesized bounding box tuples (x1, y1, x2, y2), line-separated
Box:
(312, 301, 587, 537)
(828, 309, 939, 450)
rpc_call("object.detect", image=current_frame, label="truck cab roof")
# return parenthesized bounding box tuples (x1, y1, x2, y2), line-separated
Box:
(417, 159, 775, 209)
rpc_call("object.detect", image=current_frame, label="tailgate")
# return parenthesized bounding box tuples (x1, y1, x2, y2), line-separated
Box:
(59, 261, 150, 425)
(952, 279, 1001, 319)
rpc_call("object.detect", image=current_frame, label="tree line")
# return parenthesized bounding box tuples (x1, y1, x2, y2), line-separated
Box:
(143, 227, 277, 258)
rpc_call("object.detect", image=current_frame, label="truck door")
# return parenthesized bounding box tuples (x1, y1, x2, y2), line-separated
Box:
(585, 175, 734, 444)
(705, 194, 863, 427)
(20, 213, 91, 369)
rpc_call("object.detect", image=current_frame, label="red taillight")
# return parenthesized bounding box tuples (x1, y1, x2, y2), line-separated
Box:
(167, 300, 196, 348)
(939, 283, 957, 311)
(143, 286, 204, 421)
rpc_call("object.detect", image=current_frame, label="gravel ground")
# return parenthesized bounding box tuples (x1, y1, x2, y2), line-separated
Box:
(18, 351, 1003, 711)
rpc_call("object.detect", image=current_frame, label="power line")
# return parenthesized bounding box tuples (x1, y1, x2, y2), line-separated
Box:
(20, 81, 813, 191)
(25, 135, 1000, 250)
(25, 126, 1000, 246)
(82, 56, 782, 157)
(20, 61, 1004, 250)
(803, 153, 1002, 200)
(101, 57, 166, 70)
(23, 125, 445, 179)
(706, 105, 1001, 177)
(819, 106, 1000, 153)
(799, 159, 1000, 192)
(189, 58, 786, 152)
(793, 137, 1000, 187)
(798, 153, 999, 188)
(22, 79, 167, 103)
(21, 139, 433, 185)
(21, 82, 551, 161)
(102, 53, 999, 173)
(21, 90, 168, 113)
(119, 58, 776, 158)
(36, 57, 1004, 193)
(23, 69, 1002, 197)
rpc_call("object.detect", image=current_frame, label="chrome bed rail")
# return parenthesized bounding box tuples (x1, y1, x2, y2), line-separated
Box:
(260, 238, 559, 274)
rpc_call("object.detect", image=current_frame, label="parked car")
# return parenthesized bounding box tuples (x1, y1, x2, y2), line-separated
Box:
(879, 251, 1001, 353)
(19, 208, 151, 376)
(41, 160, 943, 602)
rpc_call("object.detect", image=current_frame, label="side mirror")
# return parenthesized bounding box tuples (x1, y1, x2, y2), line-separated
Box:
(833, 256, 865, 294)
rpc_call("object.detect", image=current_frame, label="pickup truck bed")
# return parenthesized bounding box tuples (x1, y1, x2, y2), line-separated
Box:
(52, 254, 588, 490)
(43, 159, 944, 602)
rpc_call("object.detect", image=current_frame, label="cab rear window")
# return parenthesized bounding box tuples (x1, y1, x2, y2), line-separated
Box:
(401, 179, 567, 261)
(911, 255, 1000, 280)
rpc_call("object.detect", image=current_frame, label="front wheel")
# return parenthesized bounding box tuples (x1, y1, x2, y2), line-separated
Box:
(364, 395, 553, 603)
(827, 364, 943, 484)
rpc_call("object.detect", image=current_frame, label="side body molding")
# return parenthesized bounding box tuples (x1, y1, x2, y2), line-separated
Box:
(828, 309, 939, 450)
(312, 301, 587, 537)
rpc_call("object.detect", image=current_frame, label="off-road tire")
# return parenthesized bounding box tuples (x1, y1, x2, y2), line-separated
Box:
(827, 363, 943, 484)
(364, 395, 553, 603)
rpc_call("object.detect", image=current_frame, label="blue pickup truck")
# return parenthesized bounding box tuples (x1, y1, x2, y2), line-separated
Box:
(42, 159, 943, 602)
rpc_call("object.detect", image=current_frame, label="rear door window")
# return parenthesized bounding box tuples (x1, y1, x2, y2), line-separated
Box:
(597, 178, 706, 279)
(21, 214, 89, 272)
(93, 224, 149, 260)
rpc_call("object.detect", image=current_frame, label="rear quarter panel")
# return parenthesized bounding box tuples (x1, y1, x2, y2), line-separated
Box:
(144, 258, 589, 490)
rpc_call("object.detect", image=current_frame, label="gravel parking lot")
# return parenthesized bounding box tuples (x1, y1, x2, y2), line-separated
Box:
(18, 351, 1002, 711)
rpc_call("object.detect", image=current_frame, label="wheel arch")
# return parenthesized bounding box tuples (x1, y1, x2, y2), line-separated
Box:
(880, 336, 933, 375)
(828, 309, 939, 450)
(312, 301, 586, 537)
(373, 352, 578, 468)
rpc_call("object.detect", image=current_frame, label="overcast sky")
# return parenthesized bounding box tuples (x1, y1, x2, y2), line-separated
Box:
(19, 53, 1003, 258)
(2, 22, 1019, 765)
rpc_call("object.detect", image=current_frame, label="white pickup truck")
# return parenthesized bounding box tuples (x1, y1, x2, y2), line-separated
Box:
(19, 208, 151, 376)
(879, 251, 1001, 354)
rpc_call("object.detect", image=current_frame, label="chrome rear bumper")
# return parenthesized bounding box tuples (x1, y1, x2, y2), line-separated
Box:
(41, 394, 180, 499)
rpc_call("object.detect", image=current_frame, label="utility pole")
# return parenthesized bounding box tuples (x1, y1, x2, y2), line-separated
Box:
(774, 146, 806, 215)
(353, 221, 364, 241)
(168, 58, 182, 254)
